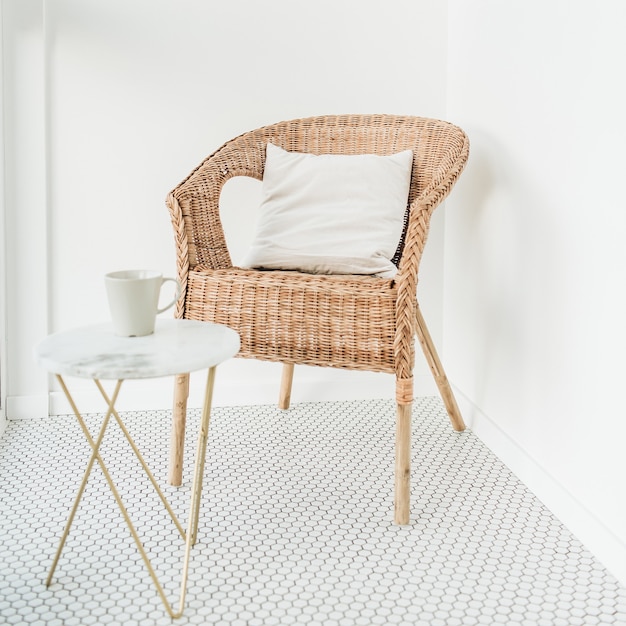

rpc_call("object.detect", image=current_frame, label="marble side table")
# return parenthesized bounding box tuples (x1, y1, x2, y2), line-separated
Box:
(35, 319, 240, 619)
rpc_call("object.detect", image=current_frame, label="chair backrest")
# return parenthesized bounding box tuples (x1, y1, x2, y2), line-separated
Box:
(168, 114, 469, 274)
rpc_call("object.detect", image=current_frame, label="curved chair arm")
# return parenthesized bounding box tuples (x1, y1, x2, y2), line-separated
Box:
(393, 129, 470, 386)
(166, 134, 268, 316)
(168, 133, 267, 266)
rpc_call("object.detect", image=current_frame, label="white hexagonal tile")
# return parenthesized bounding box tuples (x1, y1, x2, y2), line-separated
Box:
(1, 398, 625, 625)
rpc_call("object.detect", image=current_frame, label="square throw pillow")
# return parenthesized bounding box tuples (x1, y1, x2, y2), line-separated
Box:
(240, 143, 413, 278)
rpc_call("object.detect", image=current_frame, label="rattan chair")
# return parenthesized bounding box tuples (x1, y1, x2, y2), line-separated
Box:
(166, 114, 469, 524)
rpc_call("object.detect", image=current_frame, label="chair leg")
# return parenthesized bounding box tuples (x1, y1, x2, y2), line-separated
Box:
(395, 401, 412, 525)
(415, 303, 466, 432)
(278, 363, 294, 410)
(168, 373, 190, 486)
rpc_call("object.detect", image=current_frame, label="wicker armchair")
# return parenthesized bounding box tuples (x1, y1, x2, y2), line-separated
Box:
(166, 114, 469, 524)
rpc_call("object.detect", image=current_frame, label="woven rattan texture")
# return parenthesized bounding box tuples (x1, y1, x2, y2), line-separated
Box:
(184, 268, 397, 372)
(166, 115, 469, 399)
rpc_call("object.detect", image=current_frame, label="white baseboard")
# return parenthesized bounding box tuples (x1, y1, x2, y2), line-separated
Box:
(11, 360, 438, 417)
(455, 386, 626, 588)
(6, 394, 49, 420)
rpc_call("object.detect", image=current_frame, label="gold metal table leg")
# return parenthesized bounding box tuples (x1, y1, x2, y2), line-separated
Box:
(94, 380, 186, 539)
(46, 377, 122, 586)
(47, 367, 217, 619)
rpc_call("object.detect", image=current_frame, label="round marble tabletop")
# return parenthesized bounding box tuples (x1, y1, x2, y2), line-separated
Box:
(35, 319, 240, 380)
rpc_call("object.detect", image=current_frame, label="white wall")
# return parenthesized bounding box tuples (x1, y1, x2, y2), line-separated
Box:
(446, 0, 626, 585)
(3, 0, 449, 416)
(2, 0, 48, 419)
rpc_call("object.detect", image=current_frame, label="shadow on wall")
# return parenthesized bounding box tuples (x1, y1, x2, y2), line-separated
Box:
(452, 128, 564, 421)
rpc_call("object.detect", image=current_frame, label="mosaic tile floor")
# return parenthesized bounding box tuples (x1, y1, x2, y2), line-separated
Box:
(1, 397, 625, 625)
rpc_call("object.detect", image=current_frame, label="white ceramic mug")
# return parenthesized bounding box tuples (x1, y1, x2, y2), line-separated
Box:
(105, 270, 181, 337)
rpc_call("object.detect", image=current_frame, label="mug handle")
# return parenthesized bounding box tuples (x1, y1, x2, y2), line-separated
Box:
(157, 277, 182, 314)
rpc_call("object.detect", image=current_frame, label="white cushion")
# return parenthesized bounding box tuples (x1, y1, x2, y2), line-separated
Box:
(240, 143, 413, 278)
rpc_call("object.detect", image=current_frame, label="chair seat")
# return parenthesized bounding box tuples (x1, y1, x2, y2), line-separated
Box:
(184, 266, 398, 372)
